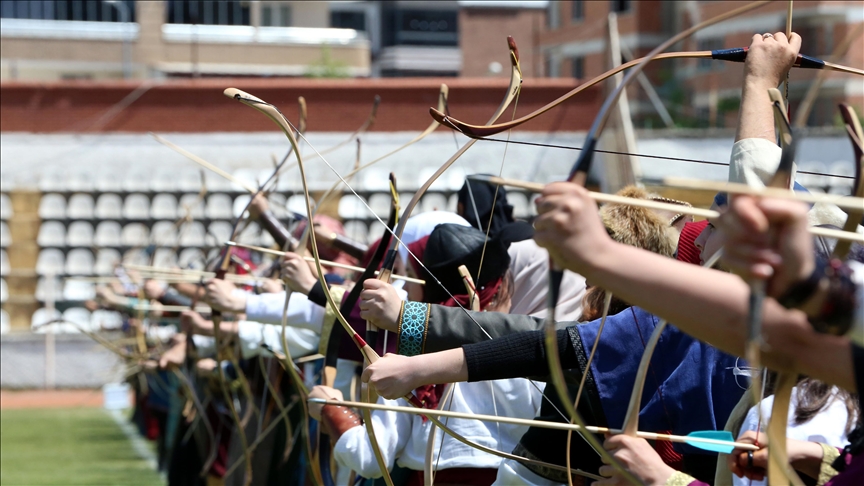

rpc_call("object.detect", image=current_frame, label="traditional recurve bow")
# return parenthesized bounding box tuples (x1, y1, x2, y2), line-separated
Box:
(430, 51, 860, 139)
(224, 83, 609, 484)
(528, 3, 779, 484)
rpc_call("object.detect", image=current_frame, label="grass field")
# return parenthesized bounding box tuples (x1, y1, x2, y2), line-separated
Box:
(0, 407, 163, 486)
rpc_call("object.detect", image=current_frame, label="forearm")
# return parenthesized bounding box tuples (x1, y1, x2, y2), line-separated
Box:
(256, 209, 298, 250)
(417, 303, 564, 353)
(463, 329, 577, 381)
(577, 242, 855, 390)
(735, 77, 779, 143)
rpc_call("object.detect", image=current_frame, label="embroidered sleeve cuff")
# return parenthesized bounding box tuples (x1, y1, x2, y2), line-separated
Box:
(664, 471, 700, 486)
(817, 442, 840, 486)
(397, 301, 429, 356)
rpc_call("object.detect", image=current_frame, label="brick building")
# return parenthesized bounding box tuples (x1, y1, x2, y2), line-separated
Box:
(460, 0, 863, 128)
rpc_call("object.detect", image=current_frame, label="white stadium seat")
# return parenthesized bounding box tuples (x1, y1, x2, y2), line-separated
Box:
(178, 194, 205, 219)
(0, 309, 8, 335)
(152, 248, 178, 268)
(94, 249, 121, 275)
(420, 193, 448, 213)
(39, 194, 66, 219)
(35, 276, 63, 301)
(123, 194, 150, 219)
(121, 223, 150, 246)
(1, 193, 13, 220)
(207, 194, 234, 219)
(96, 171, 123, 192)
(36, 249, 65, 275)
(1, 250, 9, 276)
(338, 195, 367, 219)
(232, 195, 251, 218)
(368, 193, 391, 220)
(66, 221, 94, 247)
(62, 308, 92, 332)
(179, 222, 206, 247)
(91, 309, 123, 330)
(151, 221, 179, 246)
(63, 280, 95, 301)
(150, 194, 178, 219)
(65, 248, 94, 275)
(0, 278, 7, 303)
(178, 248, 206, 269)
(208, 221, 233, 244)
(37, 222, 66, 247)
(67, 194, 94, 219)
(94, 221, 122, 247)
(31, 307, 61, 331)
(95, 194, 123, 219)
(343, 221, 369, 244)
(0, 222, 10, 247)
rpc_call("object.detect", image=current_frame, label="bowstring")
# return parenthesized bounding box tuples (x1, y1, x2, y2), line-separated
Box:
(280, 116, 571, 426)
(476, 138, 855, 180)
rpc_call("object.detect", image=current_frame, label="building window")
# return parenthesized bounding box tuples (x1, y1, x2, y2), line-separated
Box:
(697, 38, 724, 69)
(331, 11, 366, 32)
(610, 1, 631, 13)
(166, 1, 250, 26)
(262, 3, 291, 27)
(0, 0, 137, 22)
(571, 1, 584, 22)
(571, 56, 584, 79)
(382, 8, 458, 47)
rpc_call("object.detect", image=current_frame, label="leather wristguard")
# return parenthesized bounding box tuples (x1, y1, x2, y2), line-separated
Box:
(320, 405, 362, 441)
(779, 258, 856, 335)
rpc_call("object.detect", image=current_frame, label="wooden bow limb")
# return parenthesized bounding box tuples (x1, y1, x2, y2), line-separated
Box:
(763, 82, 808, 486)
(312, 85, 450, 214)
(225, 87, 576, 486)
(430, 46, 861, 138)
(226, 87, 392, 486)
(309, 399, 761, 453)
(544, 4, 776, 484)
(224, 241, 426, 284)
(620, 251, 724, 442)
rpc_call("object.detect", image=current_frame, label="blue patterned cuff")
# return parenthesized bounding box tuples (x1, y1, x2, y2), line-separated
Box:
(397, 301, 429, 357)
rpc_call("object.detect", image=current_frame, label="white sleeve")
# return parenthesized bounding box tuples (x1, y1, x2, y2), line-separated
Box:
(728, 138, 788, 187)
(849, 261, 864, 348)
(333, 397, 413, 478)
(235, 320, 319, 359)
(191, 335, 216, 357)
(244, 291, 326, 332)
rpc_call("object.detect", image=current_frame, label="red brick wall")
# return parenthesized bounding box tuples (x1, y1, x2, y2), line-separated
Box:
(459, 8, 545, 78)
(0, 78, 601, 133)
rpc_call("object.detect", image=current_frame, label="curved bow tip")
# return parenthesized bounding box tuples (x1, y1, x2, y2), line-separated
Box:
(507, 35, 519, 63)
(429, 107, 447, 123)
(223, 87, 263, 103)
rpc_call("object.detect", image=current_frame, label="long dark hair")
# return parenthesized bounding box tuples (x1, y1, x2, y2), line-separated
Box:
(793, 378, 860, 435)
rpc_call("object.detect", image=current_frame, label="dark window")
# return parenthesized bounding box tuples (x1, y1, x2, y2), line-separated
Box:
(166, 0, 250, 25)
(611, 0, 631, 13)
(0, 0, 136, 22)
(261, 4, 290, 27)
(571, 56, 584, 79)
(571, 1, 583, 22)
(382, 7, 457, 47)
(331, 11, 366, 31)
(697, 38, 724, 69)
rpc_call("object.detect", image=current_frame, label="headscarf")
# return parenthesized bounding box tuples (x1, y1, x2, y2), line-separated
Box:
(507, 239, 585, 322)
(457, 176, 515, 234)
(396, 211, 471, 266)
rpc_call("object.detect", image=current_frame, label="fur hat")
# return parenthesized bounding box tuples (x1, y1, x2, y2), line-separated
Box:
(599, 186, 678, 258)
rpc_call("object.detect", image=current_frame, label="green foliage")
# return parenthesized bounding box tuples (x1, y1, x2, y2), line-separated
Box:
(0, 408, 162, 485)
(305, 45, 350, 78)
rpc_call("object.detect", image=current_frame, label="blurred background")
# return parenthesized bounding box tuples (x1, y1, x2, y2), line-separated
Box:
(0, 1, 861, 482)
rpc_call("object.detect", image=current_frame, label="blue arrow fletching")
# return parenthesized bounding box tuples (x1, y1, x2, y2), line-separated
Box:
(685, 430, 736, 454)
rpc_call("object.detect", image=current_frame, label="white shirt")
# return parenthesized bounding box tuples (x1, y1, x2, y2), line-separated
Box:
(734, 385, 854, 486)
(243, 290, 326, 333)
(192, 320, 318, 360)
(334, 379, 544, 478)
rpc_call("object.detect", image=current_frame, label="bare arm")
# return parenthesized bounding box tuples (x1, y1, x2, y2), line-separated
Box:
(734, 32, 801, 142)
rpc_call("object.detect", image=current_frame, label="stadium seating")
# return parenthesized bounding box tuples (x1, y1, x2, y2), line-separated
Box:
(67, 194, 94, 219)
(66, 221, 94, 246)
(0, 193, 13, 220)
(39, 193, 66, 219)
(95, 194, 124, 219)
(123, 194, 150, 219)
(65, 249, 94, 275)
(95, 221, 122, 247)
(150, 194, 178, 219)
(1, 222, 10, 247)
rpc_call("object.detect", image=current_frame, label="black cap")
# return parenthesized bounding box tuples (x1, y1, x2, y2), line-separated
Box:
(422, 224, 510, 304)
